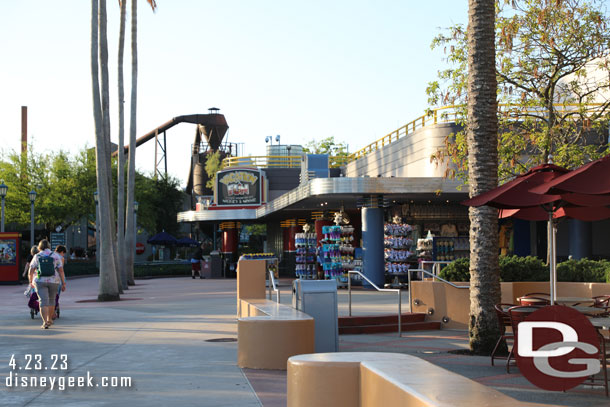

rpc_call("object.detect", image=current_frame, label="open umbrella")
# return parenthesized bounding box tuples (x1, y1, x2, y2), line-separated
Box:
(146, 231, 178, 246)
(176, 237, 200, 247)
(463, 164, 610, 303)
(531, 154, 610, 195)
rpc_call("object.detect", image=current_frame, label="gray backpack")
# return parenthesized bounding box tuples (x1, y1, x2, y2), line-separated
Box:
(37, 255, 55, 277)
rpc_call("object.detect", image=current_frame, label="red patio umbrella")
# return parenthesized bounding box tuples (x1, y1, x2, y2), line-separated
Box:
(530, 154, 610, 195)
(463, 164, 610, 303)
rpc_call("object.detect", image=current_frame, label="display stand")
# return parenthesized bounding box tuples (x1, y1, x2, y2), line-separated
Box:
(384, 220, 415, 287)
(432, 237, 469, 261)
(320, 212, 354, 288)
(295, 224, 317, 279)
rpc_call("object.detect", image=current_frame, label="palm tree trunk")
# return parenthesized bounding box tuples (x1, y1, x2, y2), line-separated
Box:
(467, 0, 500, 354)
(116, 0, 127, 291)
(124, 0, 138, 285)
(92, 0, 119, 301)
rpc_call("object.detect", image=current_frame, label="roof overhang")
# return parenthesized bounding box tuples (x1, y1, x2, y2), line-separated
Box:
(177, 177, 468, 223)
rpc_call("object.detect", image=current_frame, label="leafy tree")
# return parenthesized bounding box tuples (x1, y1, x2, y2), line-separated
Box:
(465, 0, 501, 355)
(135, 174, 186, 236)
(205, 151, 222, 189)
(0, 147, 97, 233)
(428, 0, 610, 182)
(303, 136, 350, 166)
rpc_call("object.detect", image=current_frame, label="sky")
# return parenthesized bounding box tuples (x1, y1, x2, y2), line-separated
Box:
(0, 1, 467, 188)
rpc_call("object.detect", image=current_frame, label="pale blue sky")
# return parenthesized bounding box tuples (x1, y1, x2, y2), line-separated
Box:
(0, 1, 467, 187)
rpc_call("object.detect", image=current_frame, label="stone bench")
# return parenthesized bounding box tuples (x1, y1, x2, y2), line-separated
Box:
(287, 352, 550, 407)
(237, 298, 314, 370)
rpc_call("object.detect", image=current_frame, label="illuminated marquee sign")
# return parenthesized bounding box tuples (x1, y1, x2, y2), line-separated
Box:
(216, 169, 262, 206)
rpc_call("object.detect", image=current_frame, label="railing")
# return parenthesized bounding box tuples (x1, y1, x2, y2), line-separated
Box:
(348, 271, 402, 337)
(222, 155, 348, 169)
(268, 269, 280, 303)
(346, 102, 607, 163)
(223, 103, 607, 171)
(407, 268, 469, 315)
(223, 155, 302, 169)
(418, 261, 452, 277)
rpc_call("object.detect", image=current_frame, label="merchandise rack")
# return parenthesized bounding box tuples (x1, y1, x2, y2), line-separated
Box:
(295, 232, 317, 279)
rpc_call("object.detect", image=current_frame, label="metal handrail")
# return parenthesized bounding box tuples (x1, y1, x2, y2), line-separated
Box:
(348, 271, 402, 337)
(346, 102, 607, 163)
(268, 269, 280, 303)
(407, 268, 469, 316)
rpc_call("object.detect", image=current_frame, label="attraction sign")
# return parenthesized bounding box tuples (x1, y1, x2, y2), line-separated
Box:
(215, 168, 263, 206)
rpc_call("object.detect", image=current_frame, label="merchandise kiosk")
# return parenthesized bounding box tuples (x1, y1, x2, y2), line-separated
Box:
(0, 232, 21, 284)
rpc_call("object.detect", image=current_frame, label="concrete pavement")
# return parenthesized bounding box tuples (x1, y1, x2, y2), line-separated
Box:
(1, 276, 608, 406)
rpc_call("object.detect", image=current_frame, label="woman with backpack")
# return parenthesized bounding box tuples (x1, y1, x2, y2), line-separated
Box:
(29, 239, 66, 329)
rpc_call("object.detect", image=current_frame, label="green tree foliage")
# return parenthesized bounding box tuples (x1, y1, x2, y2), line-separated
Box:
(135, 174, 185, 236)
(428, 0, 610, 182)
(303, 136, 350, 166)
(0, 146, 184, 238)
(0, 147, 97, 231)
(205, 151, 222, 189)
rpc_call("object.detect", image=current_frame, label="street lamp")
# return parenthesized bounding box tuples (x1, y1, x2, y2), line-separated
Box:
(94, 191, 99, 268)
(0, 181, 7, 233)
(29, 189, 37, 247)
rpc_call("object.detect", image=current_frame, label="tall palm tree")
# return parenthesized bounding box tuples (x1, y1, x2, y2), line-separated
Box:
(466, 0, 500, 354)
(91, 0, 120, 301)
(116, 0, 127, 290)
(125, 0, 156, 285)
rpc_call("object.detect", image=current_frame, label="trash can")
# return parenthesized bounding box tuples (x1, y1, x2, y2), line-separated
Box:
(201, 256, 211, 279)
(292, 279, 338, 352)
(210, 251, 222, 278)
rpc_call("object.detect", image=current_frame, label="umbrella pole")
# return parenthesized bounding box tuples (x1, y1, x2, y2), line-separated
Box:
(548, 212, 556, 305)
(552, 219, 557, 305)
(547, 214, 553, 305)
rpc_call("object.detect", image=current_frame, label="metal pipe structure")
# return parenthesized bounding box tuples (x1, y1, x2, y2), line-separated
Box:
(348, 270, 402, 337)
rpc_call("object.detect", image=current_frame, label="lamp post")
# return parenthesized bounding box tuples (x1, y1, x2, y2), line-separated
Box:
(0, 181, 7, 233)
(94, 191, 99, 268)
(29, 189, 37, 247)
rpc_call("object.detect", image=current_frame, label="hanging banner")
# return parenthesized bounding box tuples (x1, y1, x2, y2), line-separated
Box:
(216, 168, 262, 206)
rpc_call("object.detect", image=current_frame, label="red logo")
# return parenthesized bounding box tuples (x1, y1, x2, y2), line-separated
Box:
(515, 305, 600, 391)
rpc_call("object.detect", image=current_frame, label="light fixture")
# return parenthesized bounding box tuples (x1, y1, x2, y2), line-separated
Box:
(275, 134, 280, 144)
(29, 189, 37, 203)
(0, 181, 7, 198)
(134, 201, 139, 212)
(93, 191, 98, 204)
(265, 136, 271, 144)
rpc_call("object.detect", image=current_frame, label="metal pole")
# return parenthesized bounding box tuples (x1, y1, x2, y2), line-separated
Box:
(1, 196, 5, 232)
(551, 221, 557, 305)
(348, 273, 352, 316)
(407, 270, 412, 315)
(548, 213, 555, 305)
(398, 290, 402, 337)
(30, 200, 34, 247)
(95, 201, 100, 268)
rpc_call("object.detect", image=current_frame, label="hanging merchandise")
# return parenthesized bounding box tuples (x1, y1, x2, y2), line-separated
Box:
(384, 222, 415, 275)
(319, 224, 355, 285)
(295, 232, 317, 279)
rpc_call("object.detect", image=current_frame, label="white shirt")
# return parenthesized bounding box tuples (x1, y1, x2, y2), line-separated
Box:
(30, 249, 63, 284)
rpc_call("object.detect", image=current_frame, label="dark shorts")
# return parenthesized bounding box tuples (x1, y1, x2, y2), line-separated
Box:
(191, 262, 201, 272)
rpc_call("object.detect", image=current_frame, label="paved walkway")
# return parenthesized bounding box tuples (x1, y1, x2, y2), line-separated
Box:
(0, 277, 608, 406)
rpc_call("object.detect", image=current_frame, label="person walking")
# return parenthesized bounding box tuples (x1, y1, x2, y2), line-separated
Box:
(190, 246, 203, 279)
(22, 246, 39, 281)
(29, 239, 66, 329)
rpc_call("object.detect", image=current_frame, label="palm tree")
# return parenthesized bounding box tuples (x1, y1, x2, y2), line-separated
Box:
(466, 0, 500, 354)
(91, 0, 120, 301)
(116, 0, 127, 290)
(125, 0, 156, 285)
